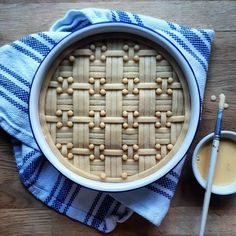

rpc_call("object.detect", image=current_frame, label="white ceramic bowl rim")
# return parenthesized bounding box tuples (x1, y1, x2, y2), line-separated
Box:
(192, 130, 236, 195)
(29, 22, 201, 192)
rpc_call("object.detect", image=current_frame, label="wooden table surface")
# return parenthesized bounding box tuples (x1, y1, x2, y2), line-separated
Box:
(0, 1, 235, 235)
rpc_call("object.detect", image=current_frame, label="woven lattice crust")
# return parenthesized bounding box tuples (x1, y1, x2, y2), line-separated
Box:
(40, 34, 190, 182)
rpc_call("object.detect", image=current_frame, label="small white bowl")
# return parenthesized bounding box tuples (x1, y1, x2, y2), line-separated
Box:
(30, 22, 201, 192)
(192, 130, 236, 195)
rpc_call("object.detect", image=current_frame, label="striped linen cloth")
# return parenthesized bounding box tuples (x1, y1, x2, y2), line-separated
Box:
(0, 8, 214, 233)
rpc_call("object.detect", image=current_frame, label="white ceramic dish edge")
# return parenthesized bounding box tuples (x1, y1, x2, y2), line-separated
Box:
(192, 130, 236, 195)
(29, 22, 201, 192)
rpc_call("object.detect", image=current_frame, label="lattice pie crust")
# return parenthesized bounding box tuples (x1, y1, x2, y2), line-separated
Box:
(40, 33, 190, 182)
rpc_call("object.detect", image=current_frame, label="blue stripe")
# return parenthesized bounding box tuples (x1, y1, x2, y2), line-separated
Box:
(20, 154, 43, 185)
(163, 30, 207, 71)
(155, 176, 177, 192)
(167, 23, 211, 63)
(111, 202, 121, 215)
(10, 43, 42, 63)
(110, 202, 131, 224)
(37, 32, 57, 45)
(0, 74, 29, 103)
(19, 35, 51, 57)
(0, 90, 28, 113)
(83, 192, 103, 224)
(44, 174, 63, 205)
(169, 170, 180, 179)
(116, 10, 132, 23)
(168, 22, 177, 30)
(133, 14, 144, 26)
(178, 24, 191, 30)
(145, 184, 172, 200)
(20, 158, 40, 183)
(0, 64, 31, 88)
(179, 26, 210, 62)
(23, 150, 39, 163)
(71, 21, 91, 32)
(106, 201, 125, 232)
(111, 10, 117, 21)
(63, 185, 81, 214)
(91, 195, 115, 230)
(25, 158, 46, 188)
(199, 29, 212, 43)
(51, 178, 73, 211)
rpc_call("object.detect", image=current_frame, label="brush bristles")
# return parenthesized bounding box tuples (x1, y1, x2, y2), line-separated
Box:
(219, 93, 225, 110)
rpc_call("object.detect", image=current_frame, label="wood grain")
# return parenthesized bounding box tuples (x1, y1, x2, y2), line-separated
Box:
(0, 1, 236, 46)
(0, 1, 236, 235)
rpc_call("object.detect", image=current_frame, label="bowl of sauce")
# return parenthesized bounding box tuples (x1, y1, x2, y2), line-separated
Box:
(192, 131, 236, 195)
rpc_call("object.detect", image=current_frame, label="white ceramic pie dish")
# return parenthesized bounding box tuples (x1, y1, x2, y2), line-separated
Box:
(29, 22, 201, 192)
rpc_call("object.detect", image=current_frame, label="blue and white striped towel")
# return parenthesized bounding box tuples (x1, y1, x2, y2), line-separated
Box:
(0, 8, 214, 233)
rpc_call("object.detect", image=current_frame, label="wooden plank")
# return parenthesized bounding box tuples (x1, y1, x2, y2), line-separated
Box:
(0, 209, 52, 236)
(0, 129, 18, 184)
(0, 207, 235, 235)
(115, 208, 236, 236)
(0, 1, 236, 46)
